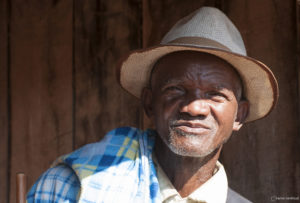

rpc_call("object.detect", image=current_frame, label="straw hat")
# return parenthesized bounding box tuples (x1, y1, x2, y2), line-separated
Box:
(117, 7, 278, 122)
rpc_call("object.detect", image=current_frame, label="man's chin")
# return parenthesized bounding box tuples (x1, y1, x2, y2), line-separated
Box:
(167, 141, 220, 157)
(166, 131, 216, 157)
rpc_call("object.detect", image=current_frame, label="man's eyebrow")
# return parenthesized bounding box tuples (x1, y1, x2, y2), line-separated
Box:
(161, 79, 229, 90)
(160, 78, 183, 88)
(213, 84, 227, 90)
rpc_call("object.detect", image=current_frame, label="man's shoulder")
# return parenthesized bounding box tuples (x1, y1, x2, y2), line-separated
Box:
(52, 126, 155, 180)
(227, 187, 253, 203)
(56, 127, 145, 160)
(27, 126, 157, 202)
(27, 165, 80, 202)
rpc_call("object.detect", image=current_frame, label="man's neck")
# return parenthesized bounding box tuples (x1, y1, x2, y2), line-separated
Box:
(154, 136, 222, 198)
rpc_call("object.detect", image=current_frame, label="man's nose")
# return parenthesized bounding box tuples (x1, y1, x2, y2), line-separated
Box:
(180, 99, 210, 117)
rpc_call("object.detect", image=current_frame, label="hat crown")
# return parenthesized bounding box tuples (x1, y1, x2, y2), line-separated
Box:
(161, 7, 247, 56)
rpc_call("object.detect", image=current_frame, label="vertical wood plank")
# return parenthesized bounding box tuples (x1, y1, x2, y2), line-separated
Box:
(9, 0, 73, 201)
(220, 0, 299, 202)
(16, 173, 27, 203)
(296, 0, 300, 195)
(73, 0, 142, 148)
(0, 0, 9, 202)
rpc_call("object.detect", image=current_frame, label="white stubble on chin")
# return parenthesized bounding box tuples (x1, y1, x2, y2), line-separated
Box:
(165, 129, 214, 157)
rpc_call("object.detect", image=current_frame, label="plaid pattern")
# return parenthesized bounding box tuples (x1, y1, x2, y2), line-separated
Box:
(26, 165, 80, 202)
(27, 127, 161, 203)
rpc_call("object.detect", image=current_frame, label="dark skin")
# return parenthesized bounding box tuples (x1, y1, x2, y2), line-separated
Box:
(142, 51, 249, 197)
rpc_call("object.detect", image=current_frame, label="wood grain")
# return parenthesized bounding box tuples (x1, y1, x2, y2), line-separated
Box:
(73, 0, 142, 148)
(220, 0, 299, 202)
(295, 0, 300, 195)
(0, 0, 9, 202)
(9, 0, 73, 201)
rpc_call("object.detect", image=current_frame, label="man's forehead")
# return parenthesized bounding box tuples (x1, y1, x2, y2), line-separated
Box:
(150, 51, 242, 86)
(161, 77, 231, 89)
(153, 71, 241, 97)
(149, 51, 244, 100)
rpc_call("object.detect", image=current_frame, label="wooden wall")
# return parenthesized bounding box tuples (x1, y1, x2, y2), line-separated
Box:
(220, 1, 300, 202)
(0, 0, 299, 202)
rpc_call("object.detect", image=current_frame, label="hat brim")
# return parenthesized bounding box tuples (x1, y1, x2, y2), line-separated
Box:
(117, 44, 279, 122)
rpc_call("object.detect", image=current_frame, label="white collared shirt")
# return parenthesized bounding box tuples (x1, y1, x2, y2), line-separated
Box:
(154, 160, 228, 203)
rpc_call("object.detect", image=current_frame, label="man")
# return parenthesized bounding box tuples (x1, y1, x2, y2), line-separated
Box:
(27, 7, 278, 203)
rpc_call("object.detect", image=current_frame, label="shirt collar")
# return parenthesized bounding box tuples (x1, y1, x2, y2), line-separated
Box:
(154, 158, 228, 203)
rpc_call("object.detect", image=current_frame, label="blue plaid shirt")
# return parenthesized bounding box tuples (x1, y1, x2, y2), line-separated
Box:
(27, 127, 161, 203)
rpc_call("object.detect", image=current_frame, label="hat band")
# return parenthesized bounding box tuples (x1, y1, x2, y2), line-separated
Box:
(163, 37, 231, 52)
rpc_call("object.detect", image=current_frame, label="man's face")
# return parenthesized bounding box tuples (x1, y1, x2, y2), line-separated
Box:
(143, 51, 248, 157)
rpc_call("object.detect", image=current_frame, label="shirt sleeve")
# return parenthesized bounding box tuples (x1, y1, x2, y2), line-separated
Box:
(26, 164, 81, 203)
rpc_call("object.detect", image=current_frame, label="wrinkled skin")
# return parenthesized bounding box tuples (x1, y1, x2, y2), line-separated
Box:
(142, 51, 249, 196)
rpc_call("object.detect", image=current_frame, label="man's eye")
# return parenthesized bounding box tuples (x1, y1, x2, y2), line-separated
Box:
(164, 86, 184, 92)
(208, 92, 224, 96)
(206, 91, 228, 100)
(162, 86, 186, 98)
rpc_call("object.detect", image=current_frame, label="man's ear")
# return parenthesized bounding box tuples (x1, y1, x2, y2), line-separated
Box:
(233, 100, 249, 131)
(141, 87, 154, 118)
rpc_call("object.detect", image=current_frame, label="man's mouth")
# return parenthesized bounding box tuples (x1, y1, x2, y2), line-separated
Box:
(170, 120, 210, 135)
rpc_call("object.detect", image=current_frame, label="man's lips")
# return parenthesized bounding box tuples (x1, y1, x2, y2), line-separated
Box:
(171, 121, 210, 135)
